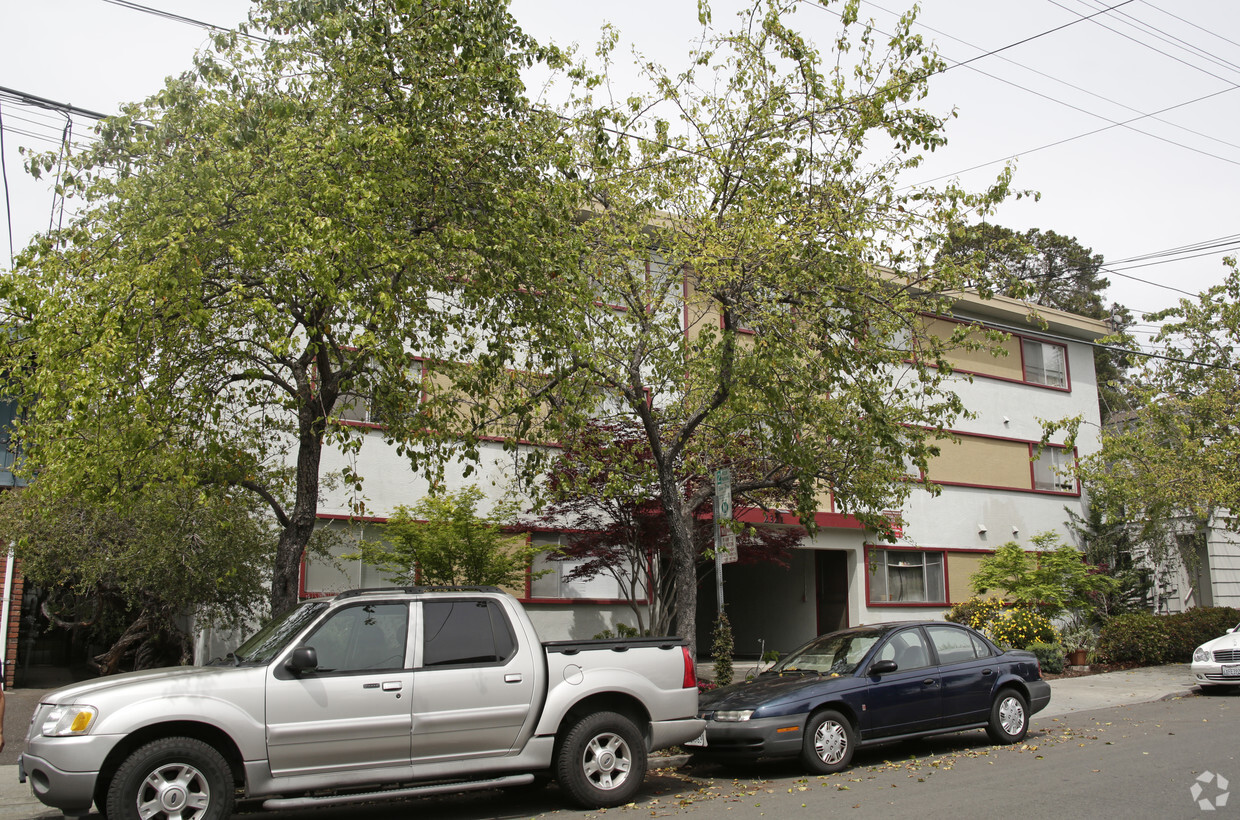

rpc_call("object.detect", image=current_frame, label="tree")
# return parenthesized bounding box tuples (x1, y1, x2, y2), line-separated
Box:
(508, 0, 1013, 652)
(0, 473, 271, 673)
(1067, 501, 1153, 619)
(535, 419, 801, 637)
(0, 0, 577, 615)
(347, 486, 539, 588)
(938, 223, 1136, 421)
(969, 533, 1117, 622)
(1074, 257, 1240, 598)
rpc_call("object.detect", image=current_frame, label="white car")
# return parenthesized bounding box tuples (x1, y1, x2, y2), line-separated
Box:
(1192, 624, 1240, 687)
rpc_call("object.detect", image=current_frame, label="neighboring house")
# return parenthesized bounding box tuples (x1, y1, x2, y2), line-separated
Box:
(301, 264, 1110, 657)
(1139, 513, 1240, 615)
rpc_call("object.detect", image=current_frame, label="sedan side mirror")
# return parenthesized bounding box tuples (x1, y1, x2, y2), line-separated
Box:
(868, 659, 898, 676)
(286, 645, 318, 675)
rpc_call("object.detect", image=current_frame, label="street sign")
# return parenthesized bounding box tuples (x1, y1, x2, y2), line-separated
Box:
(714, 469, 737, 565)
(714, 468, 732, 521)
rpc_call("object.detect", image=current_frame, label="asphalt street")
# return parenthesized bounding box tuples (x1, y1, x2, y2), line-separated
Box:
(0, 664, 1220, 820)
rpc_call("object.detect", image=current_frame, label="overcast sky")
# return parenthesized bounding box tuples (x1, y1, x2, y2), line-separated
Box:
(3, 0, 1238, 353)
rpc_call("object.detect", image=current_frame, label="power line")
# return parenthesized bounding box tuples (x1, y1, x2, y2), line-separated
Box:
(860, 0, 1240, 158)
(99, 0, 268, 42)
(1056, 0, 1240, 84)
(0, 86, 110, 122)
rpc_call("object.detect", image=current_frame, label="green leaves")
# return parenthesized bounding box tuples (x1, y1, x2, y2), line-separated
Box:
(2, 0, 580, 614)
(345, 486, 537, 589)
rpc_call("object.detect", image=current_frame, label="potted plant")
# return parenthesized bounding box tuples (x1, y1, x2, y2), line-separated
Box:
(1060, 625, 1097, 667)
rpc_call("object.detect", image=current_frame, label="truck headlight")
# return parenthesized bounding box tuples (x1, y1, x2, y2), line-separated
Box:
(714, 710, 754, 722)
(1194, 647, 1211, 663)
(41, 705, 98, 737)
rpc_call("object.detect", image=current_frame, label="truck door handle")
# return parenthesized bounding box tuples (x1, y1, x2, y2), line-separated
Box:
(382, 681, 403, 692)
(505, 674, 523, 684)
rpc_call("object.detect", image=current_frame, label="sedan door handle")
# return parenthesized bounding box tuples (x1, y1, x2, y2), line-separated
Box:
(923, 678, 937, 686)
(505, 673, 523, 684)
(382, 681, 403, 692)
(982, 668, 994, 676)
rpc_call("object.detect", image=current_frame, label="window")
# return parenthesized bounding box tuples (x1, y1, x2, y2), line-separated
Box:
(336, 362, 423, 426)
(1032, 446, 1076, 492)
(1022, 339, 1067, 388)
(303, 603, 409, 673)
(926, 625, 981, 664)
(876, 627, 932, 670)
(528, 534, 629, 600)
(868, 549, 945, 604)
(422, 600, 516, 667)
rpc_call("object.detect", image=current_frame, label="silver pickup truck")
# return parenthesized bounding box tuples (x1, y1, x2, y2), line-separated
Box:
(19, 586, 704, 818)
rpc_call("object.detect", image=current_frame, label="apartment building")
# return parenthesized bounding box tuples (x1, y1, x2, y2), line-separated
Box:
(301, 266, 1110, 655)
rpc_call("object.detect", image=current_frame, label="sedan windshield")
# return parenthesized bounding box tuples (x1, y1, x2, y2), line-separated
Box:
(232, 601, 329, 665)
(772, 630, 883, 676)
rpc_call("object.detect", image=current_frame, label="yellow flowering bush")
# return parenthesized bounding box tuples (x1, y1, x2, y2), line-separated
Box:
(944, 595, 1007, 631)
(986, 607, 1057, 650)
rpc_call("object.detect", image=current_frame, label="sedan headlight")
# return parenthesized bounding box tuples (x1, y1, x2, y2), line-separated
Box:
(1194, 647, 1211, 663)
(41, 705, 98, 737)
(714, 710, 755, 722)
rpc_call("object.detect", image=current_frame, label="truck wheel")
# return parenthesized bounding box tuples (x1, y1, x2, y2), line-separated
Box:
(555, 711, 647, 808)
(105, 737, 234, 820)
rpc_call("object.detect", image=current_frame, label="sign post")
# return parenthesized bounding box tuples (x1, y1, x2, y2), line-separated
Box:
(713, 468, 734, 617)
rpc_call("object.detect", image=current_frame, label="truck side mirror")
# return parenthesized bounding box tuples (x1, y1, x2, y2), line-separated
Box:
(868, 659, 898, 676)
(286, 645, 318, 675)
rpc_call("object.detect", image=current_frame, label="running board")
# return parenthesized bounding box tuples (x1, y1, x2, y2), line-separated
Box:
(262, 773, 536, 810)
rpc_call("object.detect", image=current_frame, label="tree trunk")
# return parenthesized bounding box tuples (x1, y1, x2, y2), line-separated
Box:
(659, 468, 699, 656)
(269, 406, 326, 616)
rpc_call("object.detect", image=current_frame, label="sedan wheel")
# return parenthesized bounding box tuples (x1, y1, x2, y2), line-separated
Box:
(986, 689, 1029, 744)
(800, 709, 856, 774)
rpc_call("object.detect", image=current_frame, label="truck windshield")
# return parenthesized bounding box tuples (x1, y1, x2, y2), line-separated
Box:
(233, 601, 329, 665)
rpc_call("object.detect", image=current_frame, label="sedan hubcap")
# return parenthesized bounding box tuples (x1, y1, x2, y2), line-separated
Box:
(999, 697, 1026, 735)
(814, 720, 848, 764)
(137, 763, 211, 820)
(583, 732, 632, 791)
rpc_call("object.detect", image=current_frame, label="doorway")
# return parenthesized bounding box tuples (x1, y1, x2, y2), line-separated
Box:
(815, 550, 849, 635)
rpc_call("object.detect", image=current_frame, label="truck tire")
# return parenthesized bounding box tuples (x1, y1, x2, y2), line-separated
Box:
(105, 736, 234, 820)
(555, 711, 647, 808)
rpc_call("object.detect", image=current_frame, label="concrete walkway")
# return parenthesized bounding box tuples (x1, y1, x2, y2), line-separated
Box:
(0, 664, 1204, 820)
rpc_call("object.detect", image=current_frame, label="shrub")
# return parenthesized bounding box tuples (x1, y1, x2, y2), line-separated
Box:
(986, 607, 1056, 649)
(1028, 641, 1066, 674)
(1096, 612, 1170, 664)
(1165, 606, 1240, 661)
(711, 611, 735, 688)
(945, 596, 1006, 630)
(593, 623, 643, 640)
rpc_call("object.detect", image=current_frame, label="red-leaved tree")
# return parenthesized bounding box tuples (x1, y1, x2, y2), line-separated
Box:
(534, 420, 804, 636)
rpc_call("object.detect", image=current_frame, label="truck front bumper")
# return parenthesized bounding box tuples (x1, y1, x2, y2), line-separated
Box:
(19, 751, 99, 817)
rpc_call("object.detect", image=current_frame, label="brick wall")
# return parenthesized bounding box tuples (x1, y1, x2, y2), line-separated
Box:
(1, 551, 21, 689)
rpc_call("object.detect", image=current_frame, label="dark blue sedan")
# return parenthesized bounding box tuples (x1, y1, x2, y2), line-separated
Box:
(689, 621, 1051, 774)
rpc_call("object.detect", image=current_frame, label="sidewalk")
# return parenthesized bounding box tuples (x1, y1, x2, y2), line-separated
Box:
(0, 664, 1203, 820)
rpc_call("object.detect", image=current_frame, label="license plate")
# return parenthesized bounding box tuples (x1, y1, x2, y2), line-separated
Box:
(684, 731, 707, 747)
(1224, 665, 1240, 678)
